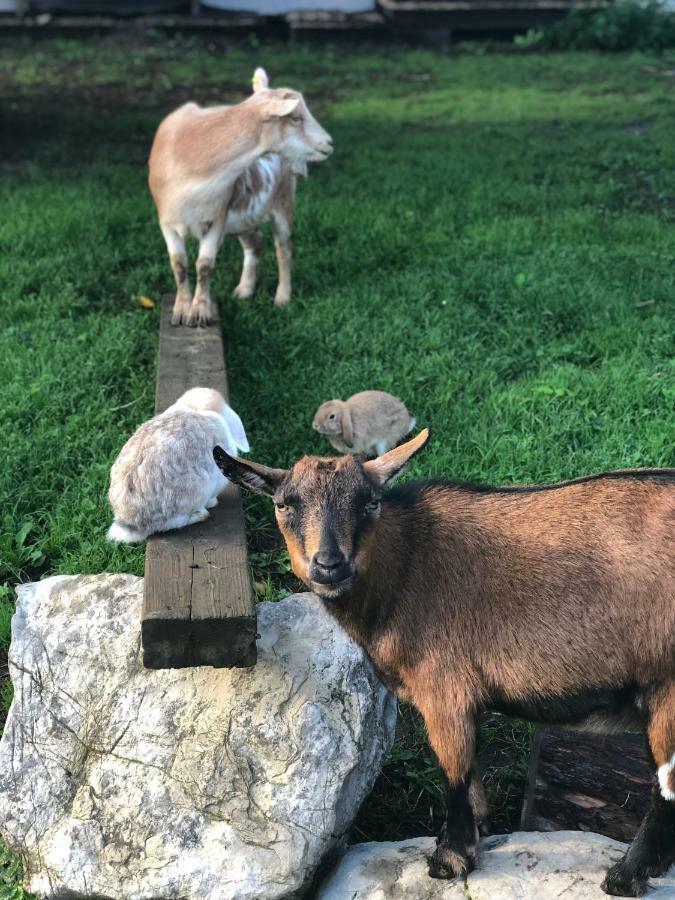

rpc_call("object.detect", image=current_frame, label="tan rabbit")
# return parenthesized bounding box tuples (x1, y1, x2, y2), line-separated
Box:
(312, 390, 415, 457)
(107, 387, 249, 543)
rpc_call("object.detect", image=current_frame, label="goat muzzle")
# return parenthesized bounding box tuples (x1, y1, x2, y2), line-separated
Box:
(310, 551, 354, 597)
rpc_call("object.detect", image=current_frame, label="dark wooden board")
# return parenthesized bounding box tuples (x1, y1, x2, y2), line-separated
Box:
(520, 726, 653, 842)
(142, 296, 257, 669)
(378, 0, 605, 30)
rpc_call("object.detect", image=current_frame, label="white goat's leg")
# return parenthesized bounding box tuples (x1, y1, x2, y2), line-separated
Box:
(161, 226, 192, 326)
(187, 220, 225, 327)
(233, 230, 264, 299)
(271, 208, 293, 307)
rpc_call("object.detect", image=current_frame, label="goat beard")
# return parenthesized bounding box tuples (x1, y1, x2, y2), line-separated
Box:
(289, 159, 308, 177)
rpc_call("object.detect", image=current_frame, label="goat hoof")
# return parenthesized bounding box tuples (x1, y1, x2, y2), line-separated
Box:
(601, 864, 645, 897)
(274, 293, 291, 308)
(171, 309, 189, 326)
(185, 312, 213, 328)
(233, 284, 254, 299)
(428, 845, 473, 881)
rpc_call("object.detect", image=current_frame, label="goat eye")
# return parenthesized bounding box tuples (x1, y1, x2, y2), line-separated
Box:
(275, 502, 287, 512)
(290, 115, 303, 125)
(365, 499, 380, 513)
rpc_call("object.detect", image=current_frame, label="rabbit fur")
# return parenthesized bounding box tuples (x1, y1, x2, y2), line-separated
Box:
(107, 387, 249, 543)
(312, 390, 415, 457)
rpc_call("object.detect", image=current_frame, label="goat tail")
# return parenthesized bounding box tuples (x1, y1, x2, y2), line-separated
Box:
(107, 521, 146, 544)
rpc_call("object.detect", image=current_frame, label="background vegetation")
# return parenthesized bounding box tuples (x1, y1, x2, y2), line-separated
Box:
(1, 31, 673, 895)
(519, 0, 675, 50)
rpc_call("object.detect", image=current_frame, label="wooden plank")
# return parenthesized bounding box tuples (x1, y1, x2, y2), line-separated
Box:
(142, 295, 256, 670)
(520, 726, 652, 842)
(379, 0, 604, 10)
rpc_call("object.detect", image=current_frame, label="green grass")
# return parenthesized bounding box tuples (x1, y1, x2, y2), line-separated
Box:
(0, 31, 674, 893)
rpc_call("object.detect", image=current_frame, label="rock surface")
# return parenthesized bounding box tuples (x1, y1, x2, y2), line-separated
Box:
(0, 574, 396, 899)
(316, 831, 675, 899)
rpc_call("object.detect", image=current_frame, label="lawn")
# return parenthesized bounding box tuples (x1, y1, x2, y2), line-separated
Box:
(1, 30, 674, 893)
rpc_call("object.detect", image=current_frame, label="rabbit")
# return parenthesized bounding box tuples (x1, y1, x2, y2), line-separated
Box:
(107, 387, 249, 543)
(312, 390, 415, 457)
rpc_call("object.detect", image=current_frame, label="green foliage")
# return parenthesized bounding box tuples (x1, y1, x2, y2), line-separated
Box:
(519, 1, 675, 51)
(0, 840, 32, 900)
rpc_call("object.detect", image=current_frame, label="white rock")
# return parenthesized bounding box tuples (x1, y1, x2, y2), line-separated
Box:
(0, 574, 396, 900)
(317, 831, 675, 899)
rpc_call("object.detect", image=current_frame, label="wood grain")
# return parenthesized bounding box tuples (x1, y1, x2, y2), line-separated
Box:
(520, 726, 652, 842)
(142, 296, 256, 669)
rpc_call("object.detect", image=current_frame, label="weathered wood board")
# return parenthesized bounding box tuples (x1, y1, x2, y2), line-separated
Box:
(520, 726, 653, 842)
(142, 295, 257, 669)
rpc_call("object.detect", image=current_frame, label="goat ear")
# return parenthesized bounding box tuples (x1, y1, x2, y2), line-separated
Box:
(363, 428, 430, 486)
(264, 95, 300, 119)
(252, 67, 269, 93)
(213, 446, 286, 496)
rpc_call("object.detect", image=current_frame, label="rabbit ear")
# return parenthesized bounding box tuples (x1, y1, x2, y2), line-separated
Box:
(222, 404, 250, 453)
(341, 404, 354, 449)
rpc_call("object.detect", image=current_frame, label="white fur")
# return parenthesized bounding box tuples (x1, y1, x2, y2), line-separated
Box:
(107, 388, 248, 543)
(225, 155, 282, 235)
(658, 754, 675, 801)
(106, 522, 144, 543)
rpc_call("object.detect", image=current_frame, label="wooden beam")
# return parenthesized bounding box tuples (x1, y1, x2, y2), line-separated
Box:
(142, 296, 257, 670)
(520, 726, 652, 842)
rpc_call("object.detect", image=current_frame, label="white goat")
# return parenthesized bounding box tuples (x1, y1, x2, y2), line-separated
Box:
(148, 68, 333, 327)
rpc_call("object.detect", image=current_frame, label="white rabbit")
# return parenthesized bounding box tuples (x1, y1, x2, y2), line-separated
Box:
(107, 387, 249, 543)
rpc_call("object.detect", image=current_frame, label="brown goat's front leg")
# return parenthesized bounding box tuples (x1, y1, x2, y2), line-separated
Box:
(416, 692, 478, 880)
(432, 771, 479, 880)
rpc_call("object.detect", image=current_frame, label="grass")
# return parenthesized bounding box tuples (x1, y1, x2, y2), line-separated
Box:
(0, 30, 674, 894)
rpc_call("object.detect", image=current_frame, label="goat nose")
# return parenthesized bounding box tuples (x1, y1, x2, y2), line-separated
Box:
(314, 549, 343, 570)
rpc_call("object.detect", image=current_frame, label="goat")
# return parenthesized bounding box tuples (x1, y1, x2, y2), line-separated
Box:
(148, 68, 332, 327)
(214, 431, 675, 898)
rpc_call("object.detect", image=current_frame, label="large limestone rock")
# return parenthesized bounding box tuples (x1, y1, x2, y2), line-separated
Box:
(316, 832, 675, 899)
(0, 574, 396, 899)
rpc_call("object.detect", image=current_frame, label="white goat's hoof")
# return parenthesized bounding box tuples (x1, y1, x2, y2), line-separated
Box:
(185, 308, 214, 327)
(233, 284, 255, 300)
(274, 292, 291, 308)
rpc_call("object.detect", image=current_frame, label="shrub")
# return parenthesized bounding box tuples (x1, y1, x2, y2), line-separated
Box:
(516, 1, 675, 51)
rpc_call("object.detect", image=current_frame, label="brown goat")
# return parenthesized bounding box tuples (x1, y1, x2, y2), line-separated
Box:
(214, 431, 675, 898)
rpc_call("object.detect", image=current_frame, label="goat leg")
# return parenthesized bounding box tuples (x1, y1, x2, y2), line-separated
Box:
(233, 230, 263, 299)
(604, 682, 675, 895)
(429, 770, 478, 880)
(161, 226, 192, 326)
(602, 787, 675, 896)
(415, 689, 478, 880)
(271, 204, 293, 306)
(187, 220, 224, 327)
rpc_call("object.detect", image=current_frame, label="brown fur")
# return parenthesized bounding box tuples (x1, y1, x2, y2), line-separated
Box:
(214, 433, 675, 895)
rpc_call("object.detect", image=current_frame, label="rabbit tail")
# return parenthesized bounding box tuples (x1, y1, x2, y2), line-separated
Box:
(107, 520, 147, 543)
